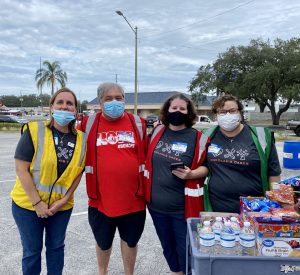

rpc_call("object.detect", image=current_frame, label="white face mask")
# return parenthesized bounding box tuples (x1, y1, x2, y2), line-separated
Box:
(217, 113, 240, 132)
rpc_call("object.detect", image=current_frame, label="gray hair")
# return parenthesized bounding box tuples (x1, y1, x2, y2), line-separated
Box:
(97, 82, 125, 103)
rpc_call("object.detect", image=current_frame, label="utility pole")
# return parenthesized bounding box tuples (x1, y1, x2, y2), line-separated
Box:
(116, 11, 138, 115)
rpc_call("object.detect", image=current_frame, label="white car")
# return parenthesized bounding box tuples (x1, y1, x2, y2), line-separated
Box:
(194, 115, 217, 128)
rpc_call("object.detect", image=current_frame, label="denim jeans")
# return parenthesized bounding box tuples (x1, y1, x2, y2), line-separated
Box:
(148, 208, 191, 274)
(12, 201, 72, 275)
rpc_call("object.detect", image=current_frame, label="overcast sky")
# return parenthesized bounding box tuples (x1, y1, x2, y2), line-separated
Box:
(0, 0, 299, 101)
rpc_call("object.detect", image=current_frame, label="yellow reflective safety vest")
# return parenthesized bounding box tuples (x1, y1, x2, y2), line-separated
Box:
(11, 121, 86, 211)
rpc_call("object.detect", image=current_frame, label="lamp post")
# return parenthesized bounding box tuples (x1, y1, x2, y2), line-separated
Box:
(116, 10, 138, 115)
(20, 97, 23, 109)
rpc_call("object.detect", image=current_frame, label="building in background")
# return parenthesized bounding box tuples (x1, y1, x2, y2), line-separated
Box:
(87, 91, 217, 118)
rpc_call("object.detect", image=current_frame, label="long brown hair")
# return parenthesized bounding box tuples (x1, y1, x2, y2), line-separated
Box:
(48, 87, 78, 134)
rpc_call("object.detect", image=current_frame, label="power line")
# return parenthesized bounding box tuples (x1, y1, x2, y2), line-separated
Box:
(140, 0, 255, 40)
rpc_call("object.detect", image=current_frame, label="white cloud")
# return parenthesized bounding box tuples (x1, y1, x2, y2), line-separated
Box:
(0, 0, 299, 101)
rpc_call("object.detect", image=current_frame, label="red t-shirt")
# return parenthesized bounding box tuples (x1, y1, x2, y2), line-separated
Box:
(89, 114, 145, 216)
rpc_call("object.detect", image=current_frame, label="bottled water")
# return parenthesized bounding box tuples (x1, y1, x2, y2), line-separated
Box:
(199, 220, 215, 255)
(230, 216, 241, 242)
(212, 217, 223, 255)
(212, 217, 223, 241)
(220, 221, 236, 255)
(239, 221, 256, 256)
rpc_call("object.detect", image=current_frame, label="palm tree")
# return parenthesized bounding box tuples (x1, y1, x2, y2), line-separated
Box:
(35, 61, 68, 95)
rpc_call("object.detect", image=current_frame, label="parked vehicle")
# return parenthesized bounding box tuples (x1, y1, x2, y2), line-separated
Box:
(286, 120, 300, 136)
(146, 115, 159, 128)
(0, 115, 28, 124)
(194, 115, 218, 128)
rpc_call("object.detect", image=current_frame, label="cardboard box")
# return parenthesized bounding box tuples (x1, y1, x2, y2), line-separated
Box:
(244, 211, 300, 257)
(257, 238, 300, 257)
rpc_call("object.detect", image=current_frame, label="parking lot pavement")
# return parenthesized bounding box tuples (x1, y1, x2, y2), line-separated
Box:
(0, 132, 299, 274)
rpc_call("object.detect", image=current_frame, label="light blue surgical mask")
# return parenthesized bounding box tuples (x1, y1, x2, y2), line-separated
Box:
(52, 110, 76, 126)
(103, 100, 125, 119)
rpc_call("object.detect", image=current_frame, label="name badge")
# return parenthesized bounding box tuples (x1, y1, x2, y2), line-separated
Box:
(118, 132, 134, 143)
(208, 144, 221, 154)
(68, 142, 75, 148)
(171, 142, 187, 153)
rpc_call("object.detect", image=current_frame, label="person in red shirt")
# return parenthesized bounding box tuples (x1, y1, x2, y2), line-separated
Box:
(80, 83, 147, 275)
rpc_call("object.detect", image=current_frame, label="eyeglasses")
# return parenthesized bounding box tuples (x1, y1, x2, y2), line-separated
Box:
(217, 109, 239, 116)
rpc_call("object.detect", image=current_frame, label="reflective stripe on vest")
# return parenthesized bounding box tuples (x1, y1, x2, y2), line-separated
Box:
(144, 169, 150, 179)
(185, 185, 203, 197)
(198, 134, 209, 163)
(86, 114, 96, 138)
(133, 114, 143, 140)
(256, 127, 267, 153)
(150, 124, 164, 143)
(85, 165, 93, 174)
(139, 164, 145, 172)
(32, 121, 45, 187)
(204, 127, 215, 137)
(32, 122, 84, 196)
(36, 182, 68, 195)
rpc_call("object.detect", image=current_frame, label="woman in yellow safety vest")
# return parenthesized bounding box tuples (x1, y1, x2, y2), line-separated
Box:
(11, 87, 86, 275)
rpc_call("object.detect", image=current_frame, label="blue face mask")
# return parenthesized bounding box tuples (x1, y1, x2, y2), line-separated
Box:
(103, 100, 125, 119)
(52, 110, 76, 126)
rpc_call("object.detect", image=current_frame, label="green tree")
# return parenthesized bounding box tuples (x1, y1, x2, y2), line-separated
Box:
(35, 61, 68, 95)
(80, 100, 88, 111)
(0, 95, 19, 107)
(189, 38, 300, 125)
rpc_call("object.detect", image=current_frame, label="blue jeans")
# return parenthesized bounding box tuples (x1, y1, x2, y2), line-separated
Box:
(12, 201, 72, 275)
(149, 208, 190, 274)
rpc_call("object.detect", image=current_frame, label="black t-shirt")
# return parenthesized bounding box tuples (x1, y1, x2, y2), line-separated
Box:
(207, 125, 281, 213)
(14, 127, 77, 178)
(149, 127, 197, 214)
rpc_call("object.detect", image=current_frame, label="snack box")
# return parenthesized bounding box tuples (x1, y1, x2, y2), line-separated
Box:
(257, 238, 300, 257)
(244, 211, 300, 257)
(243, 212, 300, 238)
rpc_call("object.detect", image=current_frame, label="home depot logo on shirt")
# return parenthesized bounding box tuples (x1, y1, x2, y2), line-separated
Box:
(96, 131, 135, 148)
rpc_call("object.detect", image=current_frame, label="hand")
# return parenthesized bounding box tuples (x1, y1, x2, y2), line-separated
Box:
(48, 198, 67, 216)
(171, 166, 192, 180)
(34, 201, 51, 218)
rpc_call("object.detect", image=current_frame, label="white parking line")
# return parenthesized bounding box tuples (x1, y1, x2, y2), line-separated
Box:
(71, 211, 88, 217)
(0, 180, 15, 183)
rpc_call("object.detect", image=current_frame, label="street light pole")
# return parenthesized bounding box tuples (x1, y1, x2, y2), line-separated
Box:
(116, 11, 138, 115)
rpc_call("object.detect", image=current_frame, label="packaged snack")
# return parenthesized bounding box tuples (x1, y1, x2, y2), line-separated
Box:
(270, 208, 300, 218)
(266, 184, 294, 205)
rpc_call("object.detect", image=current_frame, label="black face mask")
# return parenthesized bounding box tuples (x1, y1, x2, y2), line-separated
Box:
(167, 111, 188, 126)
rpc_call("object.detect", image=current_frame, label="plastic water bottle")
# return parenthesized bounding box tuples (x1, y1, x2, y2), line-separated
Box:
(212, 217, 223, 255)
(230, 216, 241, 242)
(239, 221, 256, 256)
(220, 221, 236, 255)
(212, 217, 223, 241)
(199, 220, 215, 254)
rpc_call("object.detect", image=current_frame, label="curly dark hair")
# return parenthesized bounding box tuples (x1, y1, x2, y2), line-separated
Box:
(160, 93, 197, 128)
(212, 94, 245, 123)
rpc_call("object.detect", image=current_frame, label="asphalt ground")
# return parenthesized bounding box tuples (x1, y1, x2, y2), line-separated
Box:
(0, 132, 299, 275)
